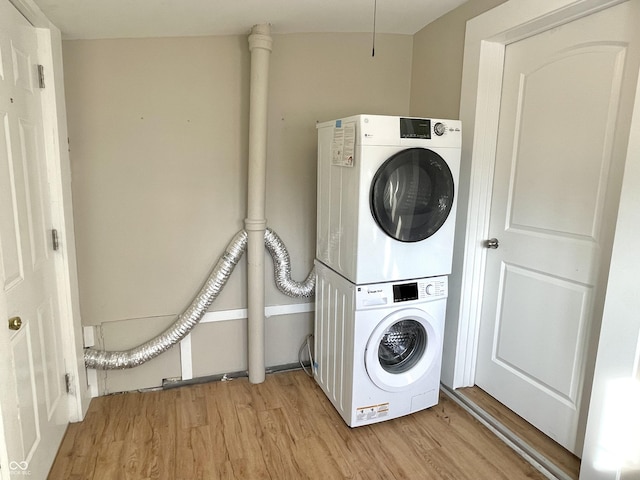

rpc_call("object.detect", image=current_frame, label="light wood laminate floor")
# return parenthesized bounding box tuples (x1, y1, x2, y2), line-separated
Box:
(459, 386, 580, 479)
(49, 370, 545, 479)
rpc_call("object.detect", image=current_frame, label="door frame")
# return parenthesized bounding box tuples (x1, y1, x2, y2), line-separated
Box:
(4, 0, 88, 422)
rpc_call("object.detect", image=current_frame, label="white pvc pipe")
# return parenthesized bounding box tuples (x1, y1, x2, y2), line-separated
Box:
(246, 24, 272, 384)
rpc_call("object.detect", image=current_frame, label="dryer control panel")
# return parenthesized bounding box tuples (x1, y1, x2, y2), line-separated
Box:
(355, 276, 448, 310)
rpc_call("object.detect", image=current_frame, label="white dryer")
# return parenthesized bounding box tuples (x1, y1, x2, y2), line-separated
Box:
(316, 114, 461, 284)
(314, 262, 447, 427)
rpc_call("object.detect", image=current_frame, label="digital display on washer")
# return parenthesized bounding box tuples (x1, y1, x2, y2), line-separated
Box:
(400, 118, 431, 139)
(393, 282, 419, 302)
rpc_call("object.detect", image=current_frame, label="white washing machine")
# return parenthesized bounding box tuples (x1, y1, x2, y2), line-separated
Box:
(313, 261, 447, 427)
(316, 114, 461, 284)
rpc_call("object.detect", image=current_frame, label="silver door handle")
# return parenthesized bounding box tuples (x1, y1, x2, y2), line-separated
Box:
(485, 238, 499, 249)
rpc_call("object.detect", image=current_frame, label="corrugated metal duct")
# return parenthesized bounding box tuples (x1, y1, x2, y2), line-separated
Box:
(84, 228, 315, 370)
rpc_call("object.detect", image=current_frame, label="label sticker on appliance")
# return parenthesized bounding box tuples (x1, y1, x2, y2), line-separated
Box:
(331, 123, 355, 167)
(356, 402, 390, 421)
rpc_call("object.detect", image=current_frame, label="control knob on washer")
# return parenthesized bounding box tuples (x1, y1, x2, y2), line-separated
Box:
(434, 122, 446, 136)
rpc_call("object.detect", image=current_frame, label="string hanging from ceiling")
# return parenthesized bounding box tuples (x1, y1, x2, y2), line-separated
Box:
(372, 0, 377, 57)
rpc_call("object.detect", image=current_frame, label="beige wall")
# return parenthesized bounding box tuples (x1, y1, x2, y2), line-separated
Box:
(409, 0, 507, 387)
(66, 2, 512, 394)
(409, 0, 507, 119)
(64, 33, 413, 393)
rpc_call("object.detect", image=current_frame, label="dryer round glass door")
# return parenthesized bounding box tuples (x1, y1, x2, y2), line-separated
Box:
(365, 307, 442, 392)
(370, 147, 454, 242)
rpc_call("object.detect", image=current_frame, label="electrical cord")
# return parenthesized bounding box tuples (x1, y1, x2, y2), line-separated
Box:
(298, 334, 314, 377)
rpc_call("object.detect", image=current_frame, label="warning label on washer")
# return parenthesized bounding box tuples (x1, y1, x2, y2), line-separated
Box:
(332, 123, 355, 167)
(356, 402, 390, 421)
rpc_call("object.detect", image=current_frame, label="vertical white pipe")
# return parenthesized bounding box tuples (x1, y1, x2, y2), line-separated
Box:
(246, 24, 272, 384)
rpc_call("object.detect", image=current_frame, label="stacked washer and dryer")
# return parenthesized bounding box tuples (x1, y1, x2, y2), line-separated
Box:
(313, 115, 461, 427)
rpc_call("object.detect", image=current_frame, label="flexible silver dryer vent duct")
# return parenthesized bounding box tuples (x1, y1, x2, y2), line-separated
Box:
(265, 228, 315, 297)
(84, 228, 315, 370)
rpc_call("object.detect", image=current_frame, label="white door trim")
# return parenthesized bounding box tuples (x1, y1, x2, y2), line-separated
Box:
(455, 0, 629, 389)
(7, 0, 89, 421)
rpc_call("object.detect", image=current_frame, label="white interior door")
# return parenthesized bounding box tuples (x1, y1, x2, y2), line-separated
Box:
(0, 1, 69, 477)
(475, 0, 640, 456)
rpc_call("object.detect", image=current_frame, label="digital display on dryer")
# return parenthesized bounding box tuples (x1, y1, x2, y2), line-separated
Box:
(393, 282, 418, 302)
(400, 118, 431, 139)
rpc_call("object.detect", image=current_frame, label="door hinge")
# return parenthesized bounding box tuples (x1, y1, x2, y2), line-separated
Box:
(37, 64, 45, 89)
(51, 229, 59, 251)
(65, 373, 72, 394)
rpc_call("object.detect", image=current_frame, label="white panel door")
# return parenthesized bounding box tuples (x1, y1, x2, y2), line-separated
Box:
(0, 1, 68, 478)
(475, 1, 640, 455)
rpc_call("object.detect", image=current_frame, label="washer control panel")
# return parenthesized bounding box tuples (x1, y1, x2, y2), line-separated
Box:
(355, 276, 448, 310)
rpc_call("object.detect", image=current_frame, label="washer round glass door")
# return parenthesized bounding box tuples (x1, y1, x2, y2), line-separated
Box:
(370, 147, 454, 242)
(365, 308, 441, 392)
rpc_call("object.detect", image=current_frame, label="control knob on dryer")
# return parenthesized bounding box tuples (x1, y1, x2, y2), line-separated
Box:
(434, 122, 446, 136)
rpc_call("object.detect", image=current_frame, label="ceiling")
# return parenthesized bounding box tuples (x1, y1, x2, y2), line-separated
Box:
(31, 0, 468, 40)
